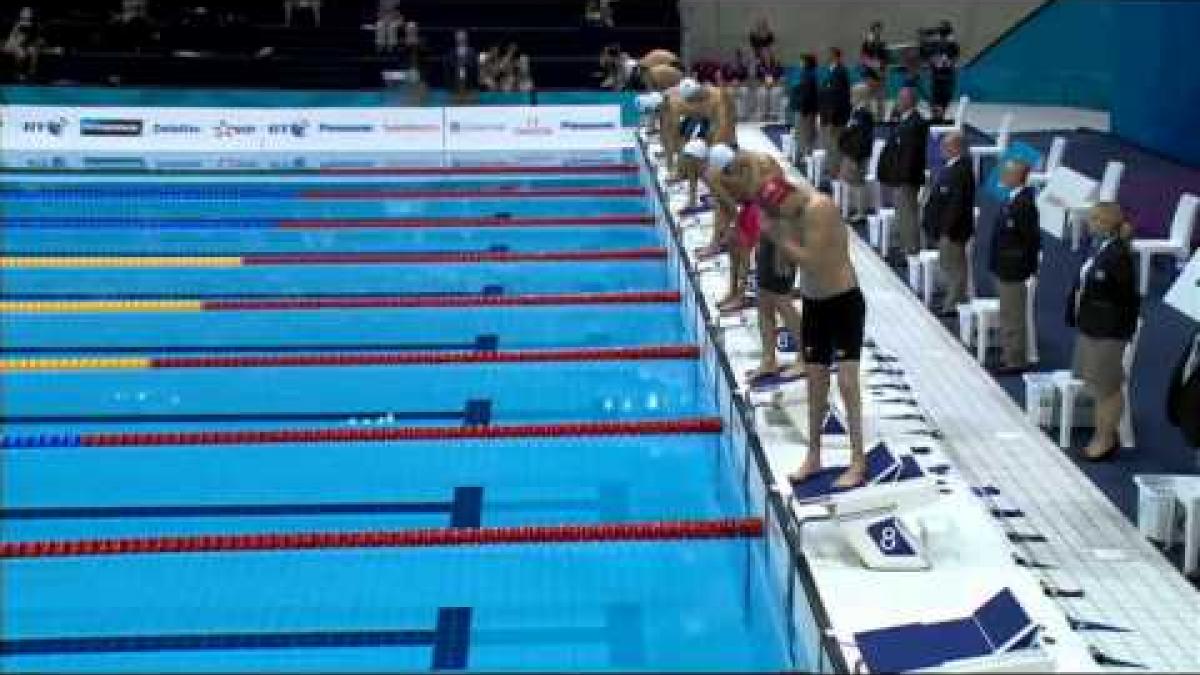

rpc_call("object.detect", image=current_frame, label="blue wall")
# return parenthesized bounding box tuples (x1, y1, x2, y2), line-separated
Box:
(962, 0, 1116, 109)
(1111, 0, 1200, 167)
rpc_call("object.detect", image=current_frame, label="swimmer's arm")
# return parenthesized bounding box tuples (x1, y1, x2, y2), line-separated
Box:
(774, 236, 815, 266)
(705, 170, 739, 213)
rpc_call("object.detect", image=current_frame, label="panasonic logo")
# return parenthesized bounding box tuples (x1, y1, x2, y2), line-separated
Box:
(319, 123, 374, 133)
(560, 121, 616, 130)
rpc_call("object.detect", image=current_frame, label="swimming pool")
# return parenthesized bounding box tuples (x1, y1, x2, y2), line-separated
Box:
(0, 150, 839, 672)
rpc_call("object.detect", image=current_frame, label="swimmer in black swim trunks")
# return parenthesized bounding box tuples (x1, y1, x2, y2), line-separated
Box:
(723, 155, 869, 488)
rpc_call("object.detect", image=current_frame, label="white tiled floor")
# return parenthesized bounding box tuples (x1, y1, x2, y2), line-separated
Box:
(642, 123, 1199, 672)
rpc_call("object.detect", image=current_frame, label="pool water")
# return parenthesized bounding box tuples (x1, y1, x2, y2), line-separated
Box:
(0, 155, 796, 672)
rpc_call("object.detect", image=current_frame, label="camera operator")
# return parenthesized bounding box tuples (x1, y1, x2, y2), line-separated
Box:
(920, 20, 959, 123)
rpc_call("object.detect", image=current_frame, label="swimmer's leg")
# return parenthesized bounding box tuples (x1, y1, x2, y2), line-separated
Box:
(833, 359, 866, 488)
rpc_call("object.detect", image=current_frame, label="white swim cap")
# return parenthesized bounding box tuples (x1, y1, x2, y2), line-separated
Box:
(682, 139, 708, 161)
(635, 92, 664, 113)
(708, 143, 736, 170)
(679, 77, 703, 101)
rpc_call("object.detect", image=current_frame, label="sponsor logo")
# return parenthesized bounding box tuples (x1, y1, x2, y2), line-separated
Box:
(318, 123, 375, 133)
(22, 117, 70, 136)
(80, 118, 144, 137)
(83, 156, 146, 168)
(514, 112, 552, 136)
(319, 160, 376, 169)
(152, 123, 203, 135)
(213, 121, 258, 139)
(216, 157, 259, 169)
(448, 121, 505, 133)
(154, 159, 206, 169)
(560, 120, 616, 130)
(266, 120, 310, 138)
(383, 123, 440, 133)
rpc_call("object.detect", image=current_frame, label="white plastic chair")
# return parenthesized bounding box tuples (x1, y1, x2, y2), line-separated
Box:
(969, 112, 1013, 180)
(1066, 160, 1125, 252)
(1132, 193, 1199, 295)
(1028, 136, 1067, 190)
(961, 264, 1039, 366)
(1051, 319, 1143, 449)
(928, 95, 969, 136)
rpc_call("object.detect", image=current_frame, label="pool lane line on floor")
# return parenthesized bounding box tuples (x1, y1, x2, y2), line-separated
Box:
(0, 517, 761, 559)
(0, 290, 682, 314)
(0, 607, 473, 671)
(1, 417, 723, 449)
(0, 214, 655, 229)
(0, 487, 484, 528)
(0, 344, 697, 372)
(0, 335, 499, 356)
(0, 248, 666, 269)
(2, 399, 493, 428)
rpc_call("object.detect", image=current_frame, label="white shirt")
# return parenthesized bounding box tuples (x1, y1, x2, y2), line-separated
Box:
(1076, 236, 1115, 316)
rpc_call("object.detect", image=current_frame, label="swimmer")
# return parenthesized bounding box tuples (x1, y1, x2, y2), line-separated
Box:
(722, 155, 868, 489)
(678, 141, 743, 308)
(705, 144, 807, 382)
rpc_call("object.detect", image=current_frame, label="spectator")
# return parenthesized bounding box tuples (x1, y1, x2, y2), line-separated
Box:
(859, 20, 888, 119)
(878, 87, 928, 259)
(818, 47, 851, 184)
(107, 0, 158, 54)
(926, 20, 959, 122)
(747, 16, 774, 62)
(598, 43, 631, 90)
(445, 29, 478, 101)
(515, 54, 533, 92)
(374, 2, 404, 53)
(838, 83, 875, 224)
(723, 48, 751, 121)
(4, 6, 42, 82)
(1067, 202, 1139, 460)
(754, 46, 785, 122)
(921, 130, 976, 315)
(401, 21, 424, 83)
(789, 53, 819, 164)
(584, 0, 613, 28)
(988, 159, 1041, 374)
(283, 0, 321, 28)
(495, 42, 520, 92)
(478, 44, 500, 91)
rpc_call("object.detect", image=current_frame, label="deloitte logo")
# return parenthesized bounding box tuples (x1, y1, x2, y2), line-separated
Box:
(153, 123, 202, 135)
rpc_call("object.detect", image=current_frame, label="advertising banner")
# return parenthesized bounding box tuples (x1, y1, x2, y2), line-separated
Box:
(442, 105, 625, 151)
(1, 105, 628, 153)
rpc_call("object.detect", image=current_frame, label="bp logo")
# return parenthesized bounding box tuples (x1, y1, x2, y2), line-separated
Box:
(22, 116, 69, 136)
(267, 119, 309, 138)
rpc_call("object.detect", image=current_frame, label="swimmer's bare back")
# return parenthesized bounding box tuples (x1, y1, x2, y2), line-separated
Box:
(678, 87, 735, 146)
(756, 174, 857, 300)
(644, 64, 682, 91)
(640, 49, 680, 70)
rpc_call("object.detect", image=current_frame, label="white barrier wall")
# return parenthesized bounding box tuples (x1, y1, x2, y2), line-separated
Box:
(0, 105, 627, 152)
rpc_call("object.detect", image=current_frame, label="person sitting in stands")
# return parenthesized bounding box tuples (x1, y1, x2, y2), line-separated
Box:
(598, 43, 628, 89)
(283, 0, 321, 28)
(515, 54, 534, 93)
(495, 43, 521, 92)
(1067, 202, 1139, 460)
(479, 44, 500, 91)
(374, 2, 403, 53)
(4, 7, 42, 82)
(584, 0, 614, 28)
(445, 30, 478, 101)
(107, 0, 158, 54)
(754, 46, 786, 123)
(723, 48, 751, 121)
(748, 15, 774, 62)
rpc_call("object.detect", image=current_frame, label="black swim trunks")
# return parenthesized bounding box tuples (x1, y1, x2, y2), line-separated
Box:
(679, 116, 711, 141)
(755, 238, 797, 295)
(801, 287, 866, 365)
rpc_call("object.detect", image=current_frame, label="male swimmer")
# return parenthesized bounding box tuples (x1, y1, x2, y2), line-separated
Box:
(677, 141, 752, 313)
(722, 153, 868, 488)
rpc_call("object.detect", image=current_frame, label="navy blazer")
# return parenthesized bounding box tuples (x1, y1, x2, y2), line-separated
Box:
(922, 157, 975, 243)
(988, 186, 1041, 282)
(1066, 237, 1140, 341)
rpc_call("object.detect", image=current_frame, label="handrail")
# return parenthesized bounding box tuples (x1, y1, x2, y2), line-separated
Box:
(635, 133, 849, 674)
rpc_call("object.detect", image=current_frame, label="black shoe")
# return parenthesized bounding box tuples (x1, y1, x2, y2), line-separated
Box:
(992, 364, 1029, 376)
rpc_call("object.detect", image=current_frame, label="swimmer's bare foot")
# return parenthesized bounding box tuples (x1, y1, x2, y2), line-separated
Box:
(779, 362, 808, 380)
(746, 363, 781, 386)
(832, 458, 868, 489)
(787, 454, 822, 483)
(694, 242, 723, 259)
(717, 294, 750, 312)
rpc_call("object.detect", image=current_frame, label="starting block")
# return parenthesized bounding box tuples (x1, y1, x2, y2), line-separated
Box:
(791, 443, 940, 571)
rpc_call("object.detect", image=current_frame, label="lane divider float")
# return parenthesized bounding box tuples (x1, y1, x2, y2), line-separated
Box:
(0, 345, 699, 372)
(0, 214, 656, 230)
(298, 186, 645, 200)
(1, 417, 723, 449)
(0, 248, 666, 269)
(0, 290, 681, 314)
(0, 517, 761, 559)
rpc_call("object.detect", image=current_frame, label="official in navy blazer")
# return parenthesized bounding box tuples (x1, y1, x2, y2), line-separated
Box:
(921, 130, 975, 314)
(1067, 202, 1140, 460)
(988, 159, 1041, 373)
